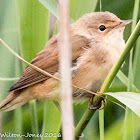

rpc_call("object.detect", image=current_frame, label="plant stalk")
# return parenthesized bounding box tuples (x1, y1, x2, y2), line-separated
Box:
(75, 20, 140, 139)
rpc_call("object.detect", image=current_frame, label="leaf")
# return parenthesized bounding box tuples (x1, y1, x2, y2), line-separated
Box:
(17, 0, 49, 64)
(0, 0, 19, 99)
(17, 0, 49, 136)
(70, 0, 98, 20)
(0, 0, 22, 138)
(134, 38, 140, 91)
(106, 92, 140, 117)
(117, 70, 139, 93)
(39, 0, 58, 18)
(41, 101, 61, 140)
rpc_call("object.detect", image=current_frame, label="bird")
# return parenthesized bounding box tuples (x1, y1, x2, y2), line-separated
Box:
(0, 11, 132, 112)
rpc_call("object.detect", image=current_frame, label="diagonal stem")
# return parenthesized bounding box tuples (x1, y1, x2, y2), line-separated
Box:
(75, 20, 140, 139)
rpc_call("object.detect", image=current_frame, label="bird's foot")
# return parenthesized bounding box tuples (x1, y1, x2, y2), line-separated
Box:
(88, 95, 106, 110)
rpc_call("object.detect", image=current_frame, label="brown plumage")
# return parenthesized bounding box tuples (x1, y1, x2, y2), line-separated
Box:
(0, 11, 132, 111)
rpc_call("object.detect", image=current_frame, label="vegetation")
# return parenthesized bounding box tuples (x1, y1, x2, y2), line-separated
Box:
(0, 0, 140, 140)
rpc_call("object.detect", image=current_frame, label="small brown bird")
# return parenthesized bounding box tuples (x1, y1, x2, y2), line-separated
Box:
(0, 11, 132, 112)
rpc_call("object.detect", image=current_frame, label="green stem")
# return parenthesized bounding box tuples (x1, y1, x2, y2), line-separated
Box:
(0, 77, 19, 81)
(29, 100, 39, 137)
(123, 108, 134, 140)
(124, 0, 140, 139)
(14, 34, 23, 140)
(99, 1, 104, 139)
(75, 109, 96, 138)
(14, 107, 22, 140)
(75, 20, 140, 139)
(99, 101, 104, 140)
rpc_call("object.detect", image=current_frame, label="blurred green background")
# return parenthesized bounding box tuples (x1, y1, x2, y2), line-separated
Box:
(0, 0, 140, 140)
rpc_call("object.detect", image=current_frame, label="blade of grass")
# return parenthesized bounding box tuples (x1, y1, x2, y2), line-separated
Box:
(39, 0, 58, 18)
(41, 101, 61, 140)
(132, 1, 140, 139)
(0, 77, 19, 81)
(17, 0, 49, 137)
(95, 113, 140, 140)
(70, 0, 98, 20)
(14, 31, 23, 140)
(17, 0, 49, 66)
(123, 0, 139, 139)
(100, 0, 102, 12)
(98, 1, 105, 140)
(133, 38, 140, 91)
(0, 0, 22, 139)
(133, 38, 140, 140)
(14, 107, 22, 140)
(29, 100, 39, 134)
(75, 20, 140, 139)
(99, 101, 104, 140)
(117, 70, 139, 93)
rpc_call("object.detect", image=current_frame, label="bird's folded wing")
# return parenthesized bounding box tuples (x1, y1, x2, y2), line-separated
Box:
(9, 34, 89, 92)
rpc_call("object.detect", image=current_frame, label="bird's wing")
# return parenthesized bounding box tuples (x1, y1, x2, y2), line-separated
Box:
(9, 34, 89, 92)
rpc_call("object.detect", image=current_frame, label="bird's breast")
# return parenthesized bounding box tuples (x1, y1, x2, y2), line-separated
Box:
(72, 38, 125, 101)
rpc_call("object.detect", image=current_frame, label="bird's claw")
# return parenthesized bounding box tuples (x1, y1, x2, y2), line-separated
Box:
(88, 95, 106, 110)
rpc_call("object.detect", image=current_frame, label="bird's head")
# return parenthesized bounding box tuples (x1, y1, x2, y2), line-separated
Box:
(74, 11, 133, 40)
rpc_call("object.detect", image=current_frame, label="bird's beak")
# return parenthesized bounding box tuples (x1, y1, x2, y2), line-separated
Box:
(117, 19, 133, 28)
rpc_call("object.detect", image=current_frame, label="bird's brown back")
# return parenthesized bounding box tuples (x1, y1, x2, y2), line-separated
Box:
(9, 33, 89, 92)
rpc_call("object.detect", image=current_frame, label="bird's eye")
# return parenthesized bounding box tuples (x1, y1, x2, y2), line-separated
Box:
(99, 25, 106, 31)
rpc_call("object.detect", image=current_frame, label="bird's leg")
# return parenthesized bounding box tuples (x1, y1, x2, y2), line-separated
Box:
(88, 94, 107, 110)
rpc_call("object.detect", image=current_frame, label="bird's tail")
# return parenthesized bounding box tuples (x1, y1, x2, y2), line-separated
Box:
(0, 90, 34, 112)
